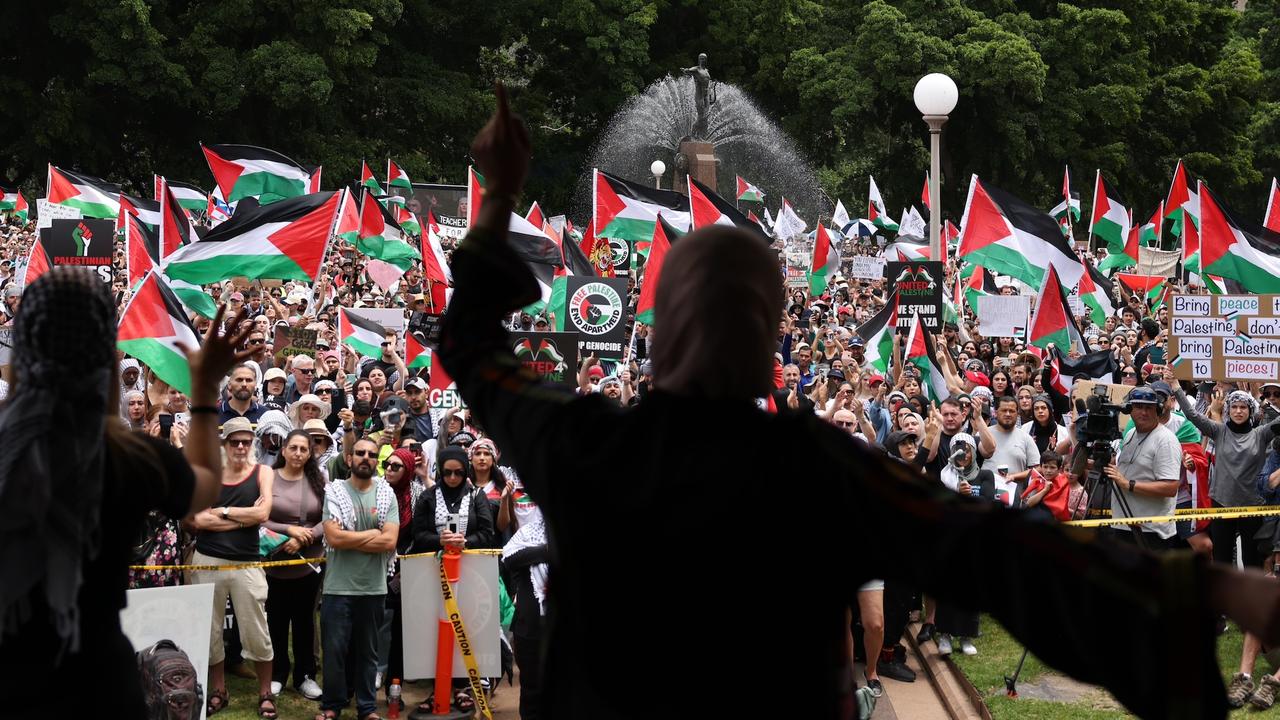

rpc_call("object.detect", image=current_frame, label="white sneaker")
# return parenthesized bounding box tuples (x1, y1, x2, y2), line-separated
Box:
(961, 639, 978, 656)
(375, 671, 383, 689)
(936, 634, 953, 656)
(269, 680, 283, 696)
(297, 677, 322, 700)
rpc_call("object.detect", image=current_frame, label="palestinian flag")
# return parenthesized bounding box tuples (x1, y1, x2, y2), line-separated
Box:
(421, 210, 453, 286)
(385, 200, 420, 236)
(883, 236, 931, 262)
(47, 165, 120, 219)
(945, 219, 960, 247)
(1099, 214, 1139, 273)
(868, 175, 898, 232)
(1029, 265, 1083, 351)
(307, 167, 322, 193)
(405, 331, 430, 370)
(736, 175, 765, 202)
(158, 178, 198, 261)
(1183, 208, 1204, 277)
(334, 187, 360, 244)
(201, 144, 312, 204)
(165, 274, 219, 320)
(1078, 258, 1116, 328)
(904, 311, 949, 401)
(0, 186, 27, 222)
(387, 159, 412, 194)
(962, 265, 999, 310)
(1165, 159, 1200, 238)
(525, 201, 545, 229)
(24, 236, 52, 287)
(160, 178, 209, 215)
(1057, 347, 1120, 390)
(809, 223, 839, 295)
(855, 295, 898, 375)
(1198, 181, 1280, 293)
(958, 175, 1083, 289)
(689, 177, 768, 240)
(119, 194, 161, 232)
(123, 212, 159, 288)
(162, 191, 340, 284)
(117, 271, 201, 394)
(1116, 273, 1168, 309)
(921, 173, 931, 212)
(560, 226, 598, 278)
(593, 169, 691, 243)
(636, 214, 674, 324)
(1265, 177, 1280, 233)
(360, 160, 383, 196)
(1050, 166, 1081, 234)
(427, 348, 458, 405)
(508, 212, 564, 268)
(466, 166, 485, 227)
(1088, 170, 1130, 253)
(9, 191, 27, 223)
(358, 190, 420, 271)
(1139, 203, 1164, 247)
(339, 307, 388, 358)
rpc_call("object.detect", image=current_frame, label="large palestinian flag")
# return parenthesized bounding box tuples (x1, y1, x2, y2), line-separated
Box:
(339, 307, 388, 358)
(809, 223, 839, 295)
(421, 211, 453, 299)
(154, 176, 209, 214)
(158, 178, 198, 261)
(904, 311, 949, 401)
(47, 165, 120, 219)
(123, 211, 159, 288)
(117, 271, 202, 394)
(1029, 265, 1083, 351)
(688, 177, 768, 240)
(957, 175, 1083, 290)
(357, 190, 420, 271)
(1099, 215, 1139, 273)
(635, 214, 674, 325)
(1198, 181, 1280, 293)
(593, 169, 690, 243)
(1088, 170, 1130, 253)
(119, 194, 161, 232)
(202, 144, 313, 204)
(961, 265, 1000, 311)
(868, 175, 898, 232)
(334, 187, 360, 245)
(855, 295, 898, 375)
(162, 191, 340, 284)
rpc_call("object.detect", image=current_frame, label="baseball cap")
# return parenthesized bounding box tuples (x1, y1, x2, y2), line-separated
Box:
(264, 368, 287, 382)
(1149, 381, 1174, 399)
(1125, 387, 1161, 408)
(886, 430, 919, 448)
(827, 368, 845, 381)
(406, 377, 427, 391)
(847, 337, 865, 348)
(866, 373, 886, 386)
(229, 291, 244, 302)
(588, 365, 605, 380)
(533, 314, 549, 326)
(221, 416, 254, 440)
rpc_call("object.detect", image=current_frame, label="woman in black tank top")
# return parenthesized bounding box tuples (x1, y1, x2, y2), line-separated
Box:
(196, 464, 263, 560)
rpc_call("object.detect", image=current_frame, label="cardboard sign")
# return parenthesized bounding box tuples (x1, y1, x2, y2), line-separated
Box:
(273, 325, 317, 361)
(0, 327, 10, 367)
(977, 295, 1031, 339)
(35, 198, 81, 229)
(509, 331, 579, 385)
(847, 255, 887, 280)
(785, 267, 808, 288)
(884, 260, 944, 331)
(561, 276, 628, 361)
(1168, 294, 1280, 382)
(401, 554, 501, 679)
(41, 218, 114, 283)
(120, 584, 215, 720)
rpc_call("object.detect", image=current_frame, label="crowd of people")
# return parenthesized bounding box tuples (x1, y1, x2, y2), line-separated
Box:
(2, 102, 1280, 720)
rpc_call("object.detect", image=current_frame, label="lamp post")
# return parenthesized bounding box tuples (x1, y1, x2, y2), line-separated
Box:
(913, 73, 958, 261)
(650, 160, 666, 190)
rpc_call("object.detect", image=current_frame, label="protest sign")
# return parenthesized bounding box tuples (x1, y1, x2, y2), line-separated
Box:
(785, 267, 808, 288)
(273, 325, 317, 361)
(408, 312, 443, 348)
(1168, 294, 1280, 382)
(0, 327, 10, 367)
(40, 219, 114, 283)
(561, 276, 628, 361)
(608, 238, 631, 276)
(401, 554, 501, 679)
(35, 198, 81, 229)
(847, 255, 887, 280)
(884, 261, 944, 331)
(977, 295, 1031, 339)
(509, 331, 579, 385)
(120, 583, 214, 720)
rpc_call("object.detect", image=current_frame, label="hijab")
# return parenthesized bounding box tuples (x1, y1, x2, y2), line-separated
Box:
(651, 227, 783, 400)
(436, 446, 473, 510)
(387, 448, 417, 530)
(940, 432, 979, 492)
(0, 268, 115, 654)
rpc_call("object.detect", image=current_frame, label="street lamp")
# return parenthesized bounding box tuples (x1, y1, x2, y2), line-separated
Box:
(650, 160, 666, 189)
(913, 72, 958, 261)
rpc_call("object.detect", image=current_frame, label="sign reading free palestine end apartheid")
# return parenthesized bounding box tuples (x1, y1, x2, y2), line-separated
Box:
(1168, 294, 1280, 382)
(562, 276, 629, 362)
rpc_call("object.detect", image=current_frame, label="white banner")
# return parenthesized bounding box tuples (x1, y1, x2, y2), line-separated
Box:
(401, 554, 501, 679)
(847, 255, 887, 280)
(1137, 247, 1181, 278)
(36, 198, 81, 229)
(347, 307, 407, 335)
(121, 583, 215, 720)
(977, 294, 1031, 339)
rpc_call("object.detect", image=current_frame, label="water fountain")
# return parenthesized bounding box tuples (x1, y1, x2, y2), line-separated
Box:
(581, 55, 824, 221)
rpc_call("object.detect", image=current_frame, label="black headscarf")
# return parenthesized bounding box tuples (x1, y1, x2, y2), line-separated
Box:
(0, 268, 115, 654)
(436, 446, 473, 510)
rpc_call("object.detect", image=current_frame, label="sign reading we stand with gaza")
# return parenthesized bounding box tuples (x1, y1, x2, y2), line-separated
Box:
(1168, 294, 1280, 382)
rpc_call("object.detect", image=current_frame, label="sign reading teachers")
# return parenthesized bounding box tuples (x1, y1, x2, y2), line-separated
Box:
(561, 277, 628, 361)
(1168, 294, 1280, 382)
(884, 261, 944, 331)
(41, 218, 115, 284)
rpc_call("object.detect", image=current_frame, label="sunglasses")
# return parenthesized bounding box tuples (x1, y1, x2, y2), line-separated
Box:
(310, 435, 331, 444)
(316, 388, 333, 395)
(384, 462, 405, 471)
(441, 468, 466, 478)
(352, 450, 378, 458)
(247, 338, 264, 345)
(297, 368, 314, 374)
(224, 438, 253, 448)
(1123, 371, 1137, 377)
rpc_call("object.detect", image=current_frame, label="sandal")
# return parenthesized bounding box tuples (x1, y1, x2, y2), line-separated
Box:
(258, 694, 278, 719)
(206, 688, 229, 716)
(453, 689, 476, 711)
(314, 712, 338, 720)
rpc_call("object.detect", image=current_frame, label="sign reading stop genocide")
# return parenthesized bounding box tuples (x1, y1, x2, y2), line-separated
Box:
(1168, 294, 1280, 382)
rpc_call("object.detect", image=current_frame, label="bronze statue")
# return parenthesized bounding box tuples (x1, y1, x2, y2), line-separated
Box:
(682, 53, 715, 140)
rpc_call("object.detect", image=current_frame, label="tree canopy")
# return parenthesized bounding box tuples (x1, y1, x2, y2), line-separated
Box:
(1, 0, 1276, 225)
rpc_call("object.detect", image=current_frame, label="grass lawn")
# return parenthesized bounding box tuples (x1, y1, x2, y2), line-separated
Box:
(217, 672, 319, 720)
(952, 616, 1280, 719)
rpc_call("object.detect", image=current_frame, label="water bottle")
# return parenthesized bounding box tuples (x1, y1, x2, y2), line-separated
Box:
(388, 678, 402, 718)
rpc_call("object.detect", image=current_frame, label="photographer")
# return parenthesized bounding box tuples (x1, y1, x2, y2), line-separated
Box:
(1105, 387, 1181, 549)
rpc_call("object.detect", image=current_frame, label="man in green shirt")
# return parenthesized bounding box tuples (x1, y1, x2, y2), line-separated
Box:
(317, 437, 399, 720)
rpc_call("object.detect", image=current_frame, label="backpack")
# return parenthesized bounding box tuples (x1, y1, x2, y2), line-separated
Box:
(137, 639, 204, 720)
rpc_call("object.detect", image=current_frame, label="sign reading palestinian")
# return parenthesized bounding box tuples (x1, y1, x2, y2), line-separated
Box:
(884, 261, 944, 331)
(563, 277, 628, 361)
(1169, 294, 1280, 382)
(509, 331, 579, 385)
(41, 218, 114, 284)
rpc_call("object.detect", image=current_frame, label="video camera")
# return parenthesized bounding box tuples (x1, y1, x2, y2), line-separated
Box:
(1072, 384, 1126, 518)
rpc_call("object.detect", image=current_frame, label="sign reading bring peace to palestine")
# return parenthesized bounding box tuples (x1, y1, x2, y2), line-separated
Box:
(1168, 294, 1280, 382)
(563, 276, 628, 361)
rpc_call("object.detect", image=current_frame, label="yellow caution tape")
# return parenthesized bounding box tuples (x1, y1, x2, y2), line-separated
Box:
(438, 552, 493, 720)
(1066, 506, 1280, 528)
(131, 548, 503, 572)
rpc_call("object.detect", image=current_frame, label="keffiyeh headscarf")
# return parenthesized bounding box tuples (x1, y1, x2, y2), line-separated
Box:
(1226, 390, 1258, 432)
(940, 433, 979, 492)
(0, 268, 116, 654)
